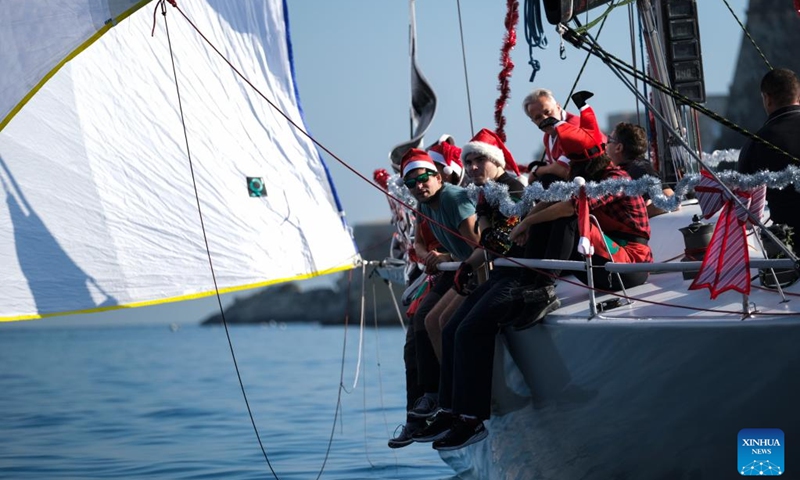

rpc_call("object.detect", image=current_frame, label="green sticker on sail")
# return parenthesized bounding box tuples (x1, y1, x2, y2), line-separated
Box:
(247, 177, 265, 197)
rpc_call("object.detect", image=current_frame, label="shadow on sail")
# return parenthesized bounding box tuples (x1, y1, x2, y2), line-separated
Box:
(1, 155, 118, 315)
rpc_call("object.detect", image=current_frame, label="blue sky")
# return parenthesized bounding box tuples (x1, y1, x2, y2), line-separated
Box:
(287, 0, 749, 226)
(5, 0, 750, 328)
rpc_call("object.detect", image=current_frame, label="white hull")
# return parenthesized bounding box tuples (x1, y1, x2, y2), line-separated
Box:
(441, 205, 800, 478)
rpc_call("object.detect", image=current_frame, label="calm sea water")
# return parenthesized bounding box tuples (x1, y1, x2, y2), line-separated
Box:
(0, 323, 457, 479)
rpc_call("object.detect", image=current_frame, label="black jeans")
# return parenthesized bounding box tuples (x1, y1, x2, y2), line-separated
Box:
(524, 215, 648, 291)
(407, 271, 454, 401)
(438, 268, 522, 420)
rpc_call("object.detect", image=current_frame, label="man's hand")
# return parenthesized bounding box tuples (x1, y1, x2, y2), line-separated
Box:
(453, 262, 475, 296)
(571, 90, 594, 109)
(537, 117, 558, 130)
(422, 251, 447, 273)
(509, 219, 530, 246)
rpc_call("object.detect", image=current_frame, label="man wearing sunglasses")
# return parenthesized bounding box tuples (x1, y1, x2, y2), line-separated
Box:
(391, 148, 478, 445)
(403, 149, 479, 352)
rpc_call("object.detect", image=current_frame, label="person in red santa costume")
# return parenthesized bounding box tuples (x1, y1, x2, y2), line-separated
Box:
(522, 88, 606, 186)
(509, 91, 653, 330)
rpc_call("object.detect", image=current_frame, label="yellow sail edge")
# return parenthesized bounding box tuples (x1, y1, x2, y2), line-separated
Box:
(0, 262, 358, 323)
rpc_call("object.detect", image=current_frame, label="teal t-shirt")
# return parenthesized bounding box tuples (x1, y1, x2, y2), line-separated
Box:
(419, 183, 476, 261)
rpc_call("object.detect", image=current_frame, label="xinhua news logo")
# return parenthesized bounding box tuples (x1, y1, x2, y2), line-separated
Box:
(739, 428, 784, 476)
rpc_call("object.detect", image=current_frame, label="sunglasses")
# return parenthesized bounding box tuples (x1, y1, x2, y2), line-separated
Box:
(404, 171, 436, 188)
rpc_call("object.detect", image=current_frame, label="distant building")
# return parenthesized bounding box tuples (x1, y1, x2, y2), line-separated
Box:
(714, 2, 800, 150)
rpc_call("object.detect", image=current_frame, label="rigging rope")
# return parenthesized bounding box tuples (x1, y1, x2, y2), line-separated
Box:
(315, 269, 355, 480)
(627, 1, 641, 124)
(560, 11, 612, 109)
(455, 0, 475, 137)
(348, 263, 368, 392)
(722, 0, 772, 70)
(153, 1, 280, 479)
(386, 280, 408, 331)
(361, 298, 375, 468)
(370, 282, 395, 444)
(522, 0, 548, 82)
(564, 25, 800, 165)
(637, 11, 653, 154)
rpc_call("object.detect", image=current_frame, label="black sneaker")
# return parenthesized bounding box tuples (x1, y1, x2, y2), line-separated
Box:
(432, 417, 488, 451)
(493, 281, 526, 327)
(411, 410, 455, 442)
(513, 286, 560, 331)
(407, 395, 438, 420)
(388, 420, 423, 449)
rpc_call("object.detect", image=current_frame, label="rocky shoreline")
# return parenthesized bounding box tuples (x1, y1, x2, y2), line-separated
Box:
(201, 222, 407, 326)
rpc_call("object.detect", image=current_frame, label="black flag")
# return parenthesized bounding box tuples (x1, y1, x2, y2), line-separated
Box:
(388, 0, 437, 172)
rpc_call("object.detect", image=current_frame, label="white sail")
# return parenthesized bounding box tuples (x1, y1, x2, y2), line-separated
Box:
(0, 0, 360, 321)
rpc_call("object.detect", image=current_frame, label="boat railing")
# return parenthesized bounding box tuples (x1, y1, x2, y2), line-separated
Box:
(440, 257, 605, 316)
(604, 258, 797, 273)
(439, 257, 798, 319)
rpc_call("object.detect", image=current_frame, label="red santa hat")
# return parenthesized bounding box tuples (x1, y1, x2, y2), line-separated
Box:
(427, 141, 464, 180)
(400, 148, 438, 178)
(553, 105, 606, 162)
(460, 128, 522, 177)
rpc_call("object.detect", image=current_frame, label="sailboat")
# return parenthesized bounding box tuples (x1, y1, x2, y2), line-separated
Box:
(0, 0, 360, 322)
(379, 0, 800, 478)
(3, 0, 799, 477)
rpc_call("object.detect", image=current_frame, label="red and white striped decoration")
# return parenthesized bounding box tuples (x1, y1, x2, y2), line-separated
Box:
(689, 170, 767, 299)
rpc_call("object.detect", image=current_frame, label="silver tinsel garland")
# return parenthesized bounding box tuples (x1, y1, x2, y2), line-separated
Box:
(469, 165, 800, 218)
(388, 173, 417, 209)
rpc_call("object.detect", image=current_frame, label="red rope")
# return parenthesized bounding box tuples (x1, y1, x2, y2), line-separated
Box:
(495, 0, 519, 142)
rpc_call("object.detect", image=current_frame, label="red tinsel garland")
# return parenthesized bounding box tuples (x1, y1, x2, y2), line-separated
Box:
(373, 168, 390, 190)
(495, 0, 519, 142)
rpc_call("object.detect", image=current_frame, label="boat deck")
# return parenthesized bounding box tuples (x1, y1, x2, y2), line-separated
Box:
(439, 205, 800, 479)
(537, 202, 800, 322)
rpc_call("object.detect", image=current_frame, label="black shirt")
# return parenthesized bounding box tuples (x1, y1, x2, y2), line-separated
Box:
(475, 173, 526, 257)
(737, 105, 800, 227)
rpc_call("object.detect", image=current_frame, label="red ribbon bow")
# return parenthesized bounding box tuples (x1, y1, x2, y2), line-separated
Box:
(689, 171, 766, 299)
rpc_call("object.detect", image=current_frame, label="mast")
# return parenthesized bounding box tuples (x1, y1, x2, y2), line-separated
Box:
(388, 0, 437, 171)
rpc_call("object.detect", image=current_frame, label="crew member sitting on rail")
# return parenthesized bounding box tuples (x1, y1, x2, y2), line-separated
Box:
(508, 91, 653, 329)
(411, 128, 526, 451)
(390, 140, 470, 448)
